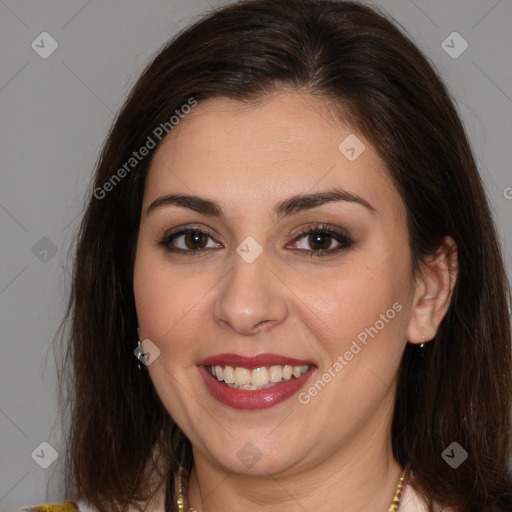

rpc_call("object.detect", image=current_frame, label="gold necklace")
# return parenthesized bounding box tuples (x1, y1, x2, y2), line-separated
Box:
(176, 465, 409, 511)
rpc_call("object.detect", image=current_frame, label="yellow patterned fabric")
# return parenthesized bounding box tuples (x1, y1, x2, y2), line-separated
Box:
(23, 503, 79, 512)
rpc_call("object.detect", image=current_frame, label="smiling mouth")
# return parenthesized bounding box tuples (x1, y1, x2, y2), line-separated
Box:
(205, 364, 311, 390)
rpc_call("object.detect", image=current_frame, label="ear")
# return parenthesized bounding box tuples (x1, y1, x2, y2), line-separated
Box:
(407, 236, 458, 344)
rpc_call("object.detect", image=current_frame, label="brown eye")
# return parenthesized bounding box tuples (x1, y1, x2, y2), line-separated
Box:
(184, 231, 208, 250)
(288, 224, 354, 258)
(158, 227, 222, 254)
(307, 232, 333, 251)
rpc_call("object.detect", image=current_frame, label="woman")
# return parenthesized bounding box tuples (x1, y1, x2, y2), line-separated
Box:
(21, 0, 512, 511)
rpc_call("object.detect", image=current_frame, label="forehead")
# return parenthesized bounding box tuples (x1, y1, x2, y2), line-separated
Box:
(144, 92, 404, 222)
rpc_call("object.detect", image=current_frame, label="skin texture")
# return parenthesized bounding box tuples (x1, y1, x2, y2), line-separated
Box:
(133, 92, 458, 511)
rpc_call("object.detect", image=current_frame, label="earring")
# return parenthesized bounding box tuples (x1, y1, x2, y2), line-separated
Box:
(136, 328, 143, 370)
(414, 327, 427, 378)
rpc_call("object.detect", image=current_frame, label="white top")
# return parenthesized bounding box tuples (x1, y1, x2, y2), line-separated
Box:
(73, 479, 430, 512)
(18, 475, 430, 512)
(399, 481, 430, 511)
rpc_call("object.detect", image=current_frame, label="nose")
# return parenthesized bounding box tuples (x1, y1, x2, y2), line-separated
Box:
(214, 247, 289, 336)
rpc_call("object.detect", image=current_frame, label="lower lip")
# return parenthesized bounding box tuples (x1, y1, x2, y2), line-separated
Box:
(198, 365, 315, 410)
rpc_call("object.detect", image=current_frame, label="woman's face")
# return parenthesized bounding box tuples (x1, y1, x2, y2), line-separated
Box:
(133, 92, 418, 476)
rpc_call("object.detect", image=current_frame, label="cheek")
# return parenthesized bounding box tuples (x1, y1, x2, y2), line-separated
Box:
(133, 244, 218, 359)
(296, 245, 411, 361)
(133, 245, 190, 344)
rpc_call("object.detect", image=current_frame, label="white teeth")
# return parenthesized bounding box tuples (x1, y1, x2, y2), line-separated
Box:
(292, 366, 302, 378)
(251, 367, 269, 386)
(292, 365, 309, 378)
(207, 364, 310, 389)
(223, 365, 235, 384)
(282, 365, 293, 380)
(234, 367, 251, 386)
(269, 365, 283, 382)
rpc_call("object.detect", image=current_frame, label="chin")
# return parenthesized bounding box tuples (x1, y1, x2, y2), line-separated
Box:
(197, 436, 310, 477)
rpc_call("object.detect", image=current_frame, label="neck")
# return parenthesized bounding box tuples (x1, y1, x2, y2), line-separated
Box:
(187, 428, 403, 511)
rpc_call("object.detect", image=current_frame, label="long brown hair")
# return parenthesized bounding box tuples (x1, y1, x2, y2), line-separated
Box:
(56, 1, 512, 511)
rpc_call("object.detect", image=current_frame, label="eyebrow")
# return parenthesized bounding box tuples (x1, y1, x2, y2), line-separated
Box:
(145, 188, 377, 218)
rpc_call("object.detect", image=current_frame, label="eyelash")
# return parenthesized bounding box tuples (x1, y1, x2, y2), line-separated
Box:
(157, 223, 354, 258)
(288, 224, 354, 258)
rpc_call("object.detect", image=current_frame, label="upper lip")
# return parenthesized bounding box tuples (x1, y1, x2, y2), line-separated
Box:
(198, 353, 316, 369)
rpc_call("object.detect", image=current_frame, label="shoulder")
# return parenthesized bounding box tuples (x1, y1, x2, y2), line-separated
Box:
(16, 503, 81, 512)
(399, 474, 458, 512)
(17, 493, 165, 512)
(399, 482, 430, 511)
(16, 499, 102, 512)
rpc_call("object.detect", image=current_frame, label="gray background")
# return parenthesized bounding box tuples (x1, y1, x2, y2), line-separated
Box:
(1, 0, 511, 509)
